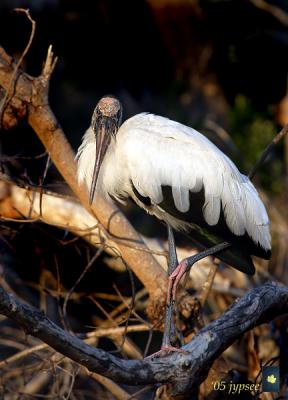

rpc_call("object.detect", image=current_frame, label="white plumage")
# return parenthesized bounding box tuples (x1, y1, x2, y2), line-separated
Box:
(77, 113, 270, 252)
(77, 112, 271, 271)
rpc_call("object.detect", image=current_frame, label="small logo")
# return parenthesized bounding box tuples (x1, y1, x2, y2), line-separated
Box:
(262, 366, 280, 392)
(267, 374, 276, 384)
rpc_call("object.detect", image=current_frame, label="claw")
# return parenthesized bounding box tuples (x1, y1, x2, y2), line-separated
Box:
(145, 346, 188, 359)
(168, 259, 189, 302)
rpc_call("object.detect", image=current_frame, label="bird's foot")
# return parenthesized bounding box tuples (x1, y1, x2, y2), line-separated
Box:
(167, 259, 189, 302)
(145, 346, 188, 359)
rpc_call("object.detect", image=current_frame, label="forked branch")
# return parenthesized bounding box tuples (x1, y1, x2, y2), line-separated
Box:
(0, 44, 167, 306)
(0, 282, 286, 397)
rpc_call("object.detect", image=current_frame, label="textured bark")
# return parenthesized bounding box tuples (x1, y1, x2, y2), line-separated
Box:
(0, 282, 287, 397)
(0, 182, 209, 269)
(0, 45, 167, 305)
(1, 44, 288, 399)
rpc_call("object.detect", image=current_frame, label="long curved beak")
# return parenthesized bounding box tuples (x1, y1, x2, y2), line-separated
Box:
(88, 96, 122, 205)
(89, 119, 111, 205)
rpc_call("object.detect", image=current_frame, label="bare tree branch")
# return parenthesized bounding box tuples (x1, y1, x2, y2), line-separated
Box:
(0, 282, 287, 397)
(1, 40, 288, 398)
(249, 123, 288, 180)
(0, 42, 286, 310)
(0, 180, 226, 292)
(0, 45, 167, 307)
(249, 0, 288, 27)
(0, 180, 166, 259)
(0, 8, 35, 127)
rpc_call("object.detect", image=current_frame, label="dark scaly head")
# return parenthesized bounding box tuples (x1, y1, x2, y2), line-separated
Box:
(89, 96, 122, 205)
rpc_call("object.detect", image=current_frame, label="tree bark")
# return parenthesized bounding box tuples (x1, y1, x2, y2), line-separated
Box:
(0, 282, 287, 397)
(0, 45, 167, 306)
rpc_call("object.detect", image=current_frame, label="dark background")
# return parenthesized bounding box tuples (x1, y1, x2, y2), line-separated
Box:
(1, 0, 288, 192)
(1, 0, 288, 300)
(0, 1, 288, 397)
(0, 0, 288, 311)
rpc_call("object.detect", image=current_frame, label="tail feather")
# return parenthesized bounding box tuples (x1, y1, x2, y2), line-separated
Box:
(186, 224, 256, 275)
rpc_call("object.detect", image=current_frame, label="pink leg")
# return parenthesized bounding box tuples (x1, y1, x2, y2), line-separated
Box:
(147, 243, 230, 359)
(168, 259, 189, 303)
(145, 345, 188, 359)
(144, 260, 189, 359)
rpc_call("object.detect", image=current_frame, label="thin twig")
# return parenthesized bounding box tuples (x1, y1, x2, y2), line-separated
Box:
(0, 9, 35, 126)
(89, 372, 130, 400)
(0, 40, 168, 304)
(0, 180, 168, 260)
(127, 385, 155, 400)
(0, 343, 48, 369)
(0, 282, 287, 396)
(41, 45, 58, 79)
(85, 324, 150, 338)
(62, 248, 103, 323)
(249, 124, 288, 180)
(0, 326, 150, 372)
(88, 297, 143, 360)
(249, 0, 288, 27)
(199, 263, 218, 306)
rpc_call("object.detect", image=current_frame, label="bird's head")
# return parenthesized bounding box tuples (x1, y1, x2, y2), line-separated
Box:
(89, 96, 122, 205)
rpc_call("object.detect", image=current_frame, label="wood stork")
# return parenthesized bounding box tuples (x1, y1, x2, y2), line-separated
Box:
(76, 96, 271, 352)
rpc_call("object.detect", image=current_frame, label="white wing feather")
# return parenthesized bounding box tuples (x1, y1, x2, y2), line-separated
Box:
(114, 114, 270, 251)
(77, 113, 271, 252)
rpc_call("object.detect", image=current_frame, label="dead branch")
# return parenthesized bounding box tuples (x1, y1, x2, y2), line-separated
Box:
(0, 181, 163, 259)
(0, 44, 167, 306)
(88, 372, 130, 400)
(249, 123, 288, 180)
(0, 9, 35, 128)
(0, 180, 217, 287)
(249, 0, 288, 27)
(0, 282, 287, 398)
(1, 32, 288, 398)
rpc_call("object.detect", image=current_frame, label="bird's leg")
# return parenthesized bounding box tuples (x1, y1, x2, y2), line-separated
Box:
(161, 223, 180, 351)
(146, 240, 231, 359)
(145, 224, 187, 359)
(169, 242, 231, 301)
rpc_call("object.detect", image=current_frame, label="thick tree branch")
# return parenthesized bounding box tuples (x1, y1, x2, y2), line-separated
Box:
(1, 41, 288, 398)
(0, 282, 287, 397)
(0, 45, 167, 305)
(0, 181, 229, 292)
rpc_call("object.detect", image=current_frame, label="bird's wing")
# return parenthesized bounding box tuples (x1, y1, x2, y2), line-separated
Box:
(117, 113, 271, 256)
